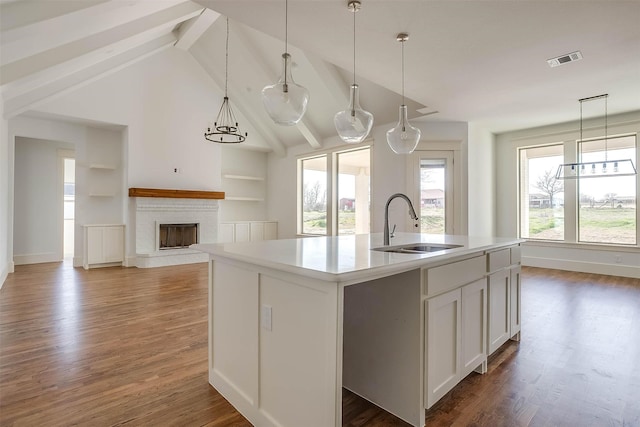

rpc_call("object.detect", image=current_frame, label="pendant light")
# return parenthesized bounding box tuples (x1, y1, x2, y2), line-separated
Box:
(555, 94, 637, 179)
(386, 33, 421, 154)
(261, 0, 309, 126)
(204, 17, 247, 144)
(334, 0, 373, 144)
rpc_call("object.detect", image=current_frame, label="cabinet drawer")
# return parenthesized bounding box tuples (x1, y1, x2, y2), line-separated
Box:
(425, 256, 486, 297)
(487, 248, 511, 272)
(510, 246, 521, 264)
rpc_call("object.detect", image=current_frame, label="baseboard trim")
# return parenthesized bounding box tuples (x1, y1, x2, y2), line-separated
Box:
(13, 253, 60, 266)
(523, 256, 640, 279)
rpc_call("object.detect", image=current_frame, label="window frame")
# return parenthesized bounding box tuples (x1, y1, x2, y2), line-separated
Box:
(517, 132, 638, 248)
(297, 143, 372, 237)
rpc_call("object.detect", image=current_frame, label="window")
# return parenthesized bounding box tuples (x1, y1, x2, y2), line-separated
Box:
(518, 144, 564, 240)
(301, 156, 328, 235)
(299, 146, 370, 236)
(518, 134, 637, 246)
(578, 135, 636, 245)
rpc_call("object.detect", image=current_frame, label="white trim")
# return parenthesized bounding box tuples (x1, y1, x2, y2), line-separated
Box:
(14, 252, 60, 265)
(0, 265, 8, 290)
(523, 256, 639, 279)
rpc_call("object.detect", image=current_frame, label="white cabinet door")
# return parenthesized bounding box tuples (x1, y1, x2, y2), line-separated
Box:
(425, 288, 461, 409)
(461, 278, 487, 377)
(86, 227, 104, 265)
(84, 225, 124, 268)
(250, 222, 264, 241)
(235, 223, 250, 242)
(219, 223, 235, 243)
(488, 268, 510, 354)
(264, 222, 278, 240)
(510, 265, 522, 340)
(102, 226, 124, 262)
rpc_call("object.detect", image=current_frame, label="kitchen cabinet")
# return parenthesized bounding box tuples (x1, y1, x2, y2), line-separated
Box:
(219, 221, 278, 243)
(194, 234, 522, 427)
(486, 246, 521, 355)
(83, 224, 124, 269)
(424, 255, 487, 409)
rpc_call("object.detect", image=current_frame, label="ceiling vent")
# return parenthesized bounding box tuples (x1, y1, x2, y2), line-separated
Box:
(547, 51, 583, 67)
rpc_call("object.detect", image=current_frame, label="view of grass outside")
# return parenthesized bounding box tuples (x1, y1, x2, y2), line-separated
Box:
(520, 144, 565, 240)
(420, 206, 445, 234)
(578, 137, 636, 245)
(420, 159, 446, 234)
(520, 136, 636, 245)
(301, 147, 371, 235)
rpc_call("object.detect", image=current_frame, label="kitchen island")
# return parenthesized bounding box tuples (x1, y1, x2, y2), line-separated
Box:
(193, 233, 522, 427)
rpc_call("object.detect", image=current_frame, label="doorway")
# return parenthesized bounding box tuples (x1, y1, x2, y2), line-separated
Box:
(407, 150, 454, 234)
(62, 155, 75, 259)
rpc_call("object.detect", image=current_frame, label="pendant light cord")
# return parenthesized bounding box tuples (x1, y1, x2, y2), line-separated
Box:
(224, 17, 229, 97)
(401, 39, 405, 106)
(353, 4, 356, 85)
(285, 0, 288, 53)
(604, 94, 608, 162)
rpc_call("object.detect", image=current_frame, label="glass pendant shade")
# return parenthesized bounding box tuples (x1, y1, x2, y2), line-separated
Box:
(334, 84, 373, 144)
(387, 105, 421, 154)
(262, 53, 309, 126)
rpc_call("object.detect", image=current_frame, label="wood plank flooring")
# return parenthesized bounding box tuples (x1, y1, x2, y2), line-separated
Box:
(1, 263, 639, 426)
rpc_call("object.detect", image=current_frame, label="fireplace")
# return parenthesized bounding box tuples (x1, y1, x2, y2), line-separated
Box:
(131, 191, 221, 268)
(158, 223, 198, 250)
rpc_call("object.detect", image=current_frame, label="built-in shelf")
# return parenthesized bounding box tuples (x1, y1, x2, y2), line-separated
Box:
(223, 174, 265, 181)
(225, 196, 265, 202)
(89, 164, 117, 170)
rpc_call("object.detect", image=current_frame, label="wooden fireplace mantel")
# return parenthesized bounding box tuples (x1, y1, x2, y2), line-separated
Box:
(128, 188, 225, 200)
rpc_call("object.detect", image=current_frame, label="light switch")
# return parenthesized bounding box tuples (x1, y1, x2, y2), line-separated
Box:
(261, 305, 272, 331)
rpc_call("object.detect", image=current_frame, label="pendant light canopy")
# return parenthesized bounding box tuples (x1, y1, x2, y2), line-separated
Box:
(262, 0, 309, 126)
(334, 0, 373, 144)
(205, 17, 247, 144)
(386, 33, 420, 154)
(555, 94, 637, 179)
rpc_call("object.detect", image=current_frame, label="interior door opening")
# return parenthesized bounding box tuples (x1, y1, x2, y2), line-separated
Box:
(63, 157, 75, 259)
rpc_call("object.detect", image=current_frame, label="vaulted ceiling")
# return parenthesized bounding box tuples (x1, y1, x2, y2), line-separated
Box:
(2, 0, 639, 153)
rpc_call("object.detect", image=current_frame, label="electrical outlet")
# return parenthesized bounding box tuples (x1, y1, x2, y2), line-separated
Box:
(261, 305, 272, 331)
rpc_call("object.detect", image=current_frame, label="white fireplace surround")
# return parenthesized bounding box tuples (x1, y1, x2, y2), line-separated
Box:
(133, 196, 218, 268)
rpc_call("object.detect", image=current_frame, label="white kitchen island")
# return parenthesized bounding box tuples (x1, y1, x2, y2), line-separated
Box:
(193, 233, 522, 427)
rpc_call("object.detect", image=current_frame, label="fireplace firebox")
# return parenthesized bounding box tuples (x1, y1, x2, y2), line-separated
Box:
(159, 223, 198, 250)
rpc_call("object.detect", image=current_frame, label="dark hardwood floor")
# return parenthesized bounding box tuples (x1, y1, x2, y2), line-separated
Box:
(1, 262, 638, 426)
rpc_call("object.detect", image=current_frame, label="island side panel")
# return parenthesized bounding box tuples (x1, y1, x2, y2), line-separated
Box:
(342, 269, 424, 427)
(209, 258, 342, 427)
(259, 273, 340, 427)
(209, 260, 260, 418)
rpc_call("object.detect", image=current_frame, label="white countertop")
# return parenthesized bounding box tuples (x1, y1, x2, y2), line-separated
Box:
(193, 233, 522, 284)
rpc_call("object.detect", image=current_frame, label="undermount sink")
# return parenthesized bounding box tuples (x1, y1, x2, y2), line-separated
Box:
(372, 243, 463, 254)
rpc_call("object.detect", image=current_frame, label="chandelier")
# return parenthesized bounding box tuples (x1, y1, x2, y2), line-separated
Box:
(205, 17, 247, 144)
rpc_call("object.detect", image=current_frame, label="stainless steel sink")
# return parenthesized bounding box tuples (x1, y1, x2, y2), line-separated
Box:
(372, 243, 463, 254)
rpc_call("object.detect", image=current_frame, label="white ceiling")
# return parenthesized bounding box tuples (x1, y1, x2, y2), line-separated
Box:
(2, 0, 639, 152)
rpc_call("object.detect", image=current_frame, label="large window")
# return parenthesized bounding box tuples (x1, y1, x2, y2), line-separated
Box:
(519, 144, 564, 240)
(578, 136, 636, 245)
(518, 135, 637, 246)
(299, 146, 370, 236)
(301, 156, 328, 235)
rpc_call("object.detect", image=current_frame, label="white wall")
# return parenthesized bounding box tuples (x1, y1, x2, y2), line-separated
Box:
(7, 116, 124, 267)
(495, 110, 640, 278)
(0, 49, 266, 267)
(467, 123, 496, 236)
(268, 120, 469, 239)
(0, 101, 9, 287)
(13, 137, 74, 264)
